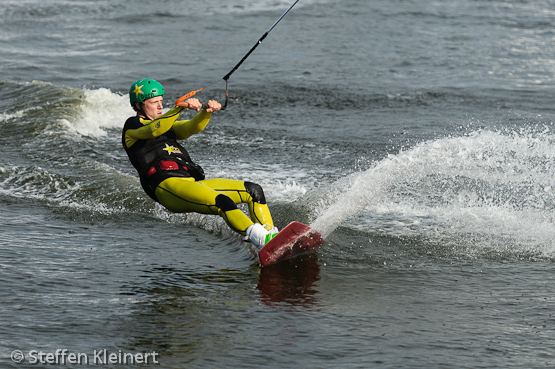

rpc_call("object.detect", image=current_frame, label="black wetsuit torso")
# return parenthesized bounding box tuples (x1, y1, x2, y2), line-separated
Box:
(122, 116, 205, 200)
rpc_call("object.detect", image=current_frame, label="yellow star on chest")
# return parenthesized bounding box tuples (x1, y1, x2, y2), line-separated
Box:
(163, 143, 182, 155)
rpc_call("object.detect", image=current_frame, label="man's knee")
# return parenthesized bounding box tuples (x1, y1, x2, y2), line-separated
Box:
(215, 194, 237, 212)
(244, 182, 267, 204)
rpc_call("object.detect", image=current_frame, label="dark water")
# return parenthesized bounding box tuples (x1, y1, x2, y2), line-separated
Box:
(2, 0, 555, 368)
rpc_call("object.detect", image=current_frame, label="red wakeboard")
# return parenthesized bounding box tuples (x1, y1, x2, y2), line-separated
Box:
(258, 222, 325, 267)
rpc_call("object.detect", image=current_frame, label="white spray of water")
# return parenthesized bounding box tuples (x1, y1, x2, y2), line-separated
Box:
(61, 87, 133, 137)
(311, 129, 555, 256)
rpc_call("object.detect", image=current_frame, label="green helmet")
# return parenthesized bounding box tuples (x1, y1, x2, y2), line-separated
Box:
(129, 79, 165, 106)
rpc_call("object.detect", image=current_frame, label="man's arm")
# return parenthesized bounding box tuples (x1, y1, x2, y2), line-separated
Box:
(173, 110, 212, 140)
(172, 100, 221, 139)
(125, 106, 185, 141)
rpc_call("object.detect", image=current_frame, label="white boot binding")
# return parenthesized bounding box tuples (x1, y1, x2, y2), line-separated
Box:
(246, 223, 279, 250)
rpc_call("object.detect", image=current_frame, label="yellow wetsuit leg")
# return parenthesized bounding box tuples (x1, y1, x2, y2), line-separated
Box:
(154, 177, 274, 235)
(201, 178, 274, 226)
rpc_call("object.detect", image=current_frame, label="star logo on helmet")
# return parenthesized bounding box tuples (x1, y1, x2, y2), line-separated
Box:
(133, 84, 144, 98)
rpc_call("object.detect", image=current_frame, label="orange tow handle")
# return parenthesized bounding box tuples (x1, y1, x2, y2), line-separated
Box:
(175, 88, 203, 107)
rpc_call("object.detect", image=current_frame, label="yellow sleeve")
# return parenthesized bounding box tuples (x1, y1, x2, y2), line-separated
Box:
(173, 110, 213, 140)
(126, 106, 185, 139)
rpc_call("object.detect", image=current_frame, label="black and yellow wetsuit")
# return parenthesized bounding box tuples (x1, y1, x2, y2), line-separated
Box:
(122, 106, 274, 235)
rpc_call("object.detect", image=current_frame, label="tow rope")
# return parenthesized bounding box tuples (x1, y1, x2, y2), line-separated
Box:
(175, 0, 301, 110)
